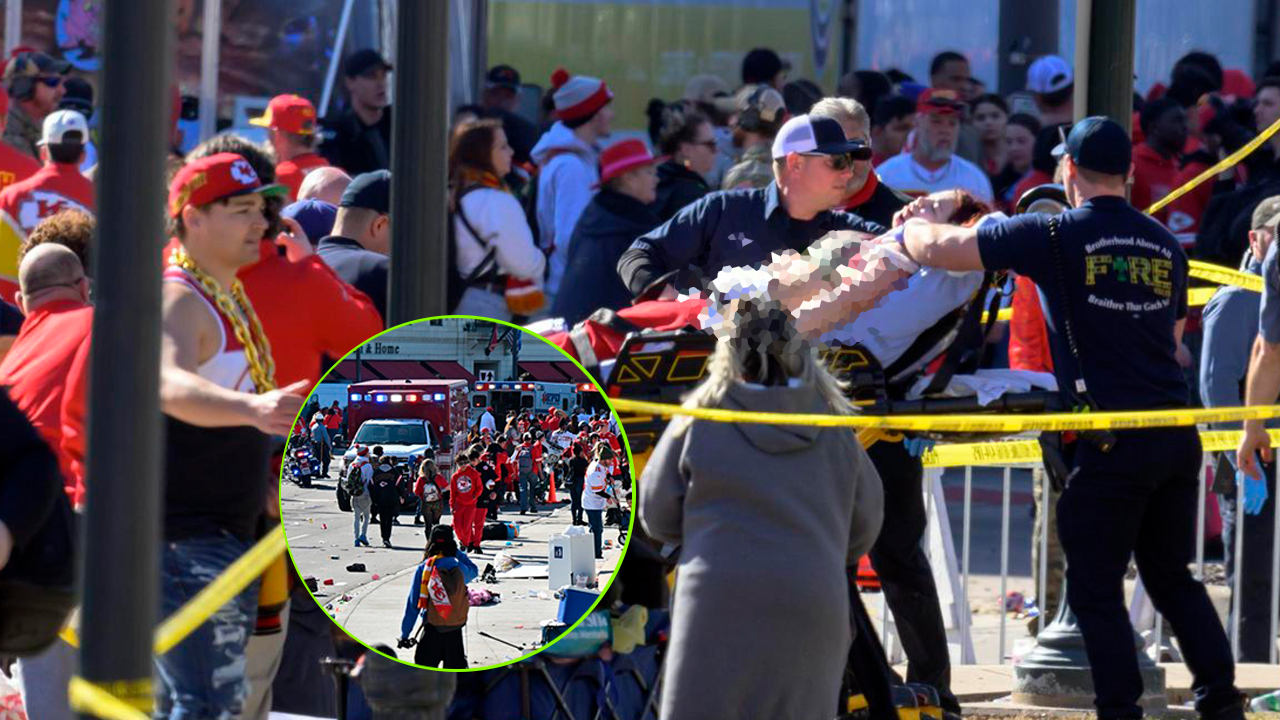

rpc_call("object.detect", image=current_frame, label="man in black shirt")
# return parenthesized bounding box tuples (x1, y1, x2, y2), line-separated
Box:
(318, 49, 392, 177)
(899, 116, 1244, 720)
(810, 96, 912, 228)
(481, 65, 539, 166)
(317, 171, 391, 324)
(568, 443, 590, 526)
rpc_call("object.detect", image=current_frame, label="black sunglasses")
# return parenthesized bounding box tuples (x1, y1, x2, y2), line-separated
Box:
(36, 76, 63, 88)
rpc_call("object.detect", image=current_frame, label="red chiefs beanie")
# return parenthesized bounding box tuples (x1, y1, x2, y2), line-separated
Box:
(550, 67, 612, 121)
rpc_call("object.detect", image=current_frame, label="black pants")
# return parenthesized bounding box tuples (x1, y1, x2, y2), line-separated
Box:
(1058, 427, 1238, 719)
(414, 625, 467, 669)
(312, 441, 331, 475)
(865, 440, 958, 712)
(375, 501, 395, 542)
(570, 481, 584, 523)
(844, 570, 901, 720)
(1217, 458, 1277, 663)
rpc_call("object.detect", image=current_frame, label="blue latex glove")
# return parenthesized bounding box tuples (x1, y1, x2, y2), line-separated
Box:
(904, 437, 937, 458)
(1237, 469, 1270, 516)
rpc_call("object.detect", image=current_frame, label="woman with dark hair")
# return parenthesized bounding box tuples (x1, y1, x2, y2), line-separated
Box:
(448, 118, 546, 320)
(397, 525, 477, 669)
(971, 94, 1023, 204)
(645, 100, 715, 222)
(639, 294, 883, 720)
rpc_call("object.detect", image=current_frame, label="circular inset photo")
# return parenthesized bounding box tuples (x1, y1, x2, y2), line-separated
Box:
(281, 317, 634, 671)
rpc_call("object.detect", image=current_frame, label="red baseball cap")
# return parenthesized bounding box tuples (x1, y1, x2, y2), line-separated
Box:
(249, 94, 318, 135)
(596, 139, 665, 187)
(917, 88, 965, 116)
(168, 153, 288, 218)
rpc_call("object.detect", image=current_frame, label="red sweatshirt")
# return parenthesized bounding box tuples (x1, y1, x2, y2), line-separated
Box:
(450, 466, 481, 507)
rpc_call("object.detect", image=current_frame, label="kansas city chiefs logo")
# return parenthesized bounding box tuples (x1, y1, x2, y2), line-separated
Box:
(229, 159, 258, 186)
(17, 191, 91, 230)
(457, 478, 472, 493)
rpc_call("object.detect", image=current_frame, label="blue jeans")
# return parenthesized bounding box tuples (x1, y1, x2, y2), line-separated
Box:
(154, 532, 261, 720)
(585, 509, 604, 558)
(519, 472, 535, 512)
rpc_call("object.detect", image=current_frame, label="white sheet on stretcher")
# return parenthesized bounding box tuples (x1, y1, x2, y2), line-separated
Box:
(907, 369, 1059, 407)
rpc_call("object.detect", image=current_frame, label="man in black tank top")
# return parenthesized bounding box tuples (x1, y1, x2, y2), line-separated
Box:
(156, 153, 308, 720)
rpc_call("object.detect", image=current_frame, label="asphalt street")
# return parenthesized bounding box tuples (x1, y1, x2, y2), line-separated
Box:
(281, 468, 625, 668)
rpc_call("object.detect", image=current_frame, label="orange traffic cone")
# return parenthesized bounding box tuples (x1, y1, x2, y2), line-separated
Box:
(547, 469, 558, 503)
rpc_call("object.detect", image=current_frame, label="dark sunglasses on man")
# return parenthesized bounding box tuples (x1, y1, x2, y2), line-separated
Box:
(36, 75, 63, 88)
(804, 140, 873, 171)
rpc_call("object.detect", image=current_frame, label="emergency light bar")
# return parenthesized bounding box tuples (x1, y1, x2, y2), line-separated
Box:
(350, 393, 361, 401)
(434, 393, 446, 401)
(375, 394, 388, 402)
(390, 394, 403, 402)
(577, 383, 596, 392)
(405, 395, 418, 402)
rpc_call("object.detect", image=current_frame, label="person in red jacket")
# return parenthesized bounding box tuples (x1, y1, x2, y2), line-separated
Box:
(0, 109, 93, 303)
(250, 94, 330, 201)
(0, 240, 91, 506)
(449, 450, 482, 549)
(1130, 97, 1187, 224)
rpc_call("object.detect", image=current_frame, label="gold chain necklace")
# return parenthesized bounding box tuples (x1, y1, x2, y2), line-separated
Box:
(168, 247, 277, 392)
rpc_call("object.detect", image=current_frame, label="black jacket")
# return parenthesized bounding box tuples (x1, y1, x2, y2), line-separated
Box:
(652, 160, 711, 223)
(318, 107, 392, 177)
(0, 389, 73, 590)
(317, 235, 389, 324)
(846, 178, 912, 229)
(1195, 164, 1280, 265)
(554, 189, 661, 325)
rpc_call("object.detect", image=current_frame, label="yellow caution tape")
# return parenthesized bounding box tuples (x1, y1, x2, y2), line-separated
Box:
(67, 677, 152, 720)
(612, 397, 1280, 432)
(1147, 115, 1280, 216)
(1189, 261, 1263, 293)
(63, 528, 287, 653)
(919, 428, 1280, 468)
(155, 527, 286, 654)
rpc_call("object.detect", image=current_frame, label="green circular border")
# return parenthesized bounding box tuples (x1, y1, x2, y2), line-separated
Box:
(278, 315, 638, 673)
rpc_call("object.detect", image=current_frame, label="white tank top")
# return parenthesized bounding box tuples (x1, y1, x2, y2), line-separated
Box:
(163, 266, 255, 393)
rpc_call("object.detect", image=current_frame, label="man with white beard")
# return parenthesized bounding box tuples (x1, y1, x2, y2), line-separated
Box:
(876, 89, 993, 203)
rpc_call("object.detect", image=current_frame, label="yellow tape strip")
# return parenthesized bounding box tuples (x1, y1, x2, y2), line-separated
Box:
(154, 527, 285, 654)
(1147, 115, 1280, 216)
(919, 428, 1280, 468)
(612, 397, 1280, 432)
(59, 529, 286, 654)
(67, 677, 152, 720)
(1189, 261, 1263, 293)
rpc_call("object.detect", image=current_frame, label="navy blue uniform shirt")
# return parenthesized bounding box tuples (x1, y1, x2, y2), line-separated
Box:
(616, 180, 885, 296)
(317, 235, 389, 325)
(976, 195, 1189, 410)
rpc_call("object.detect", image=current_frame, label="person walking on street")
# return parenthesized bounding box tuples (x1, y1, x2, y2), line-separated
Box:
(449, 451, 482, 550)
(415, 457, 445, 539)
(514, 432, 538, 514)
(369, 451, 400, 548)
(901, 116, 1245, 720)
(583, 443, 617, 559)
(397, 526, 477, 670)
(346, 445, 373, 547)
(568, 443, 589, 526)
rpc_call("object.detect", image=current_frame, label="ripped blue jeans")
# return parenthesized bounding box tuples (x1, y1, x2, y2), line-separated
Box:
(154, 531, 260, 720)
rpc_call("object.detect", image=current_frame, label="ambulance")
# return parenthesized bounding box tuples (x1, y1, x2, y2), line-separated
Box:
(470, 380, 609, 423)
(338, 379, 469, 478)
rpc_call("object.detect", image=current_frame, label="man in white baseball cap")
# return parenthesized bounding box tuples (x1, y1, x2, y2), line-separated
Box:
(0, 109, 93, 296)
(1026, 55, 1075, 126)
(617, 113, 883, 298)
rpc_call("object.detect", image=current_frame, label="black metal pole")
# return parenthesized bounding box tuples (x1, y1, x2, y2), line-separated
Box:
(79, 0, 173, 714)
(387, 0, 448, 325)
(1083, 0, 1135, 131)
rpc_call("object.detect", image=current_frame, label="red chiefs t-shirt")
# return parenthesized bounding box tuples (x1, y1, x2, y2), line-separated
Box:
(0, 162, 93, 302)
(451, 466, 481, 507)
(162, 238, 383, 388)
(0, 299, 93, 506)
(276, 153, 330, 201)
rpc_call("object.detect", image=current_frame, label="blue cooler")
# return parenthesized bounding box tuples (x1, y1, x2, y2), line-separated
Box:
(557, 588, 599, 625)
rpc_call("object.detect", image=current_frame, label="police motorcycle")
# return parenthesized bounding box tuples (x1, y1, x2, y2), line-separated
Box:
(286, 431, 320, 487)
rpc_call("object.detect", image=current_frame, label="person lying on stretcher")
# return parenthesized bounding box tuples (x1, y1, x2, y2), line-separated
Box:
(535, 190, 1035, 386)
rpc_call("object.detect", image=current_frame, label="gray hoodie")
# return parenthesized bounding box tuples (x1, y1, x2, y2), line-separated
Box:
(639, 380, 883, 720)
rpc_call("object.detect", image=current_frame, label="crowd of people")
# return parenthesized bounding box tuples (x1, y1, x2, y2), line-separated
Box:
(0, 21, 1275, 720)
